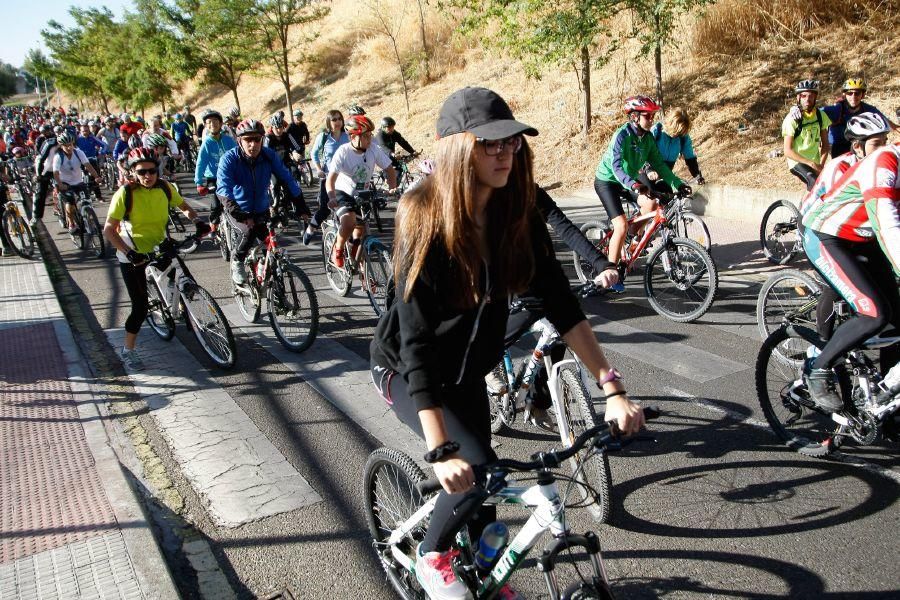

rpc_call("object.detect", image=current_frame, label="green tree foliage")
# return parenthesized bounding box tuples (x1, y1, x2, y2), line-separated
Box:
(0, 63, 18, 103)
(254, 0, 329, 115)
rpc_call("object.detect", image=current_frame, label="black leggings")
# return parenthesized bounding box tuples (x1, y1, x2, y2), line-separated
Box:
(29, 174, 53, 220)
(803, 230, 900, 370)
(371, 364, 497, 553)
(310, 179, 330, 228)
(120, 262, 149, 335)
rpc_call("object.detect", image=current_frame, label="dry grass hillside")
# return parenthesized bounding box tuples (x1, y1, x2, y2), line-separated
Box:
(179, 0, 899, 192)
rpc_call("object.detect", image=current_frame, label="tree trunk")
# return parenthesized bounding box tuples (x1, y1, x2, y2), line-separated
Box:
(101, 95, 109, 114)
(654, 13, 663, 104)
(416, 0, 430, 82)
(391, 39, 411, 114)
(282, 46, 292, 114)
(231, 87, 241, 114)
(581, 46, 591, 137)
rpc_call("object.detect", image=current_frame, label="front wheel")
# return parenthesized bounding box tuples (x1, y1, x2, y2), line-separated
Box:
(145, 276, 175, 340)
(362, 240, 392, 317)
(755, 325, 844, 456)
(168, 210, 197, 254)
(363, 448, 430, 600)
(558, 365, 612, 524)
(268, 263, 319, 353)
(182, 284, 237, 369)
(322, 228, 352, 296)
(82, 207, 105, 258)
(562, 581, 616, 600)
(1, 207, 35, 259)
(644, 237, 718, 323)
(572, 221, 611, 284)
(760, 200, 801, 265)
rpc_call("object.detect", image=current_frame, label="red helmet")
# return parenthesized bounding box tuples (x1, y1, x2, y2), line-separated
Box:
(623, 95, 661, 115)
(127, 147, 159, 169)
(235, 119, 264, 137)
(345, 115, 374, 136)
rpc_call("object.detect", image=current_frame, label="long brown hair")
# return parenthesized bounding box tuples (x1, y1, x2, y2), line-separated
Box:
(393, 133, 536, 308)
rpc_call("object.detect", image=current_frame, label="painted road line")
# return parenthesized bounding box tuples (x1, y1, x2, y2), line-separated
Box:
(105, 328, 322, 528)
(588, 315, 749, 383)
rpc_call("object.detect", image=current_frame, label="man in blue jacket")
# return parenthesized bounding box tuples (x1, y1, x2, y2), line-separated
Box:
(195, 109, 237, 228)
(217, 119, 307, 285)
(76, 123, 108, 201)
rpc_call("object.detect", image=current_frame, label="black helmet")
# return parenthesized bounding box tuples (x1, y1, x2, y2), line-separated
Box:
(795, 79, 820, 94)
(202, 109, 223, 123)
(347, 103, 366, 116)
(380, 116, 396, 128)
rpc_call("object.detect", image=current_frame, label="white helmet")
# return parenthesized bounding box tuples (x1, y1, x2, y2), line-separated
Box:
(845, 113, 890, 141)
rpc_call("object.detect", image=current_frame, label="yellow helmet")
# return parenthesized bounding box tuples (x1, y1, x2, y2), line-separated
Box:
(842, 78, 867, 92)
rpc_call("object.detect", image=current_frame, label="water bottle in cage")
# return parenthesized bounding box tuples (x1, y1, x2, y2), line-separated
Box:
(474, 521, 508, 574)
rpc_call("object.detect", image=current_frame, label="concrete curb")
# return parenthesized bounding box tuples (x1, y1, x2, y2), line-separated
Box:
(33, 225, 181, 600)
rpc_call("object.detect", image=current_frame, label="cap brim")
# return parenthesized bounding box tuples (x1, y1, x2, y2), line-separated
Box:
(468, 119, 538, 140)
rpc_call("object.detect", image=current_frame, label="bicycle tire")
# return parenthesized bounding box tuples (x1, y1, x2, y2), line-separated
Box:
(300, 162, 313, 187)
(760, 200, 801, 265)
(489, 361, 515, 434)
(572, 221, 610, 284)
(672, 211, 712, 252)
(362, 448, 430, 600)
(55, 193, 67, 229)
(755, 269, 821, 343)
(1, 207, 35, 259)
(167, 210, 197, 254)
(322, 228, 352, 296)
(373, 202, 384, 233)
(82, 207, 105, 258)
(644, 237, 718, 323)
(70, 206, 85, 249)
(562, 581, 616, 600)
(558, 365, 612, 524)
(234, 278, 261, 323)
(145, 276, 175, 340)
(755, 325, 845, 457)
(182, 284, 237, 369)
(362, 240, 392, 317)
(268, 263, 319, 353)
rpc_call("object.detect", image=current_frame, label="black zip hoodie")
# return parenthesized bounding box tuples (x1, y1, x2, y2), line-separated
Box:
(370, 205, 586, 412)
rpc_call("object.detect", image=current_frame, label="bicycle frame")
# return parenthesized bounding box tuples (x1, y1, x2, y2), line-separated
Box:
(146, 255, 189, 321)
(386, 474, 607, 599)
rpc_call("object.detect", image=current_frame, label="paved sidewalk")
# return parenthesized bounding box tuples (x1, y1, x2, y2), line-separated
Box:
(0, 245, 178, 599)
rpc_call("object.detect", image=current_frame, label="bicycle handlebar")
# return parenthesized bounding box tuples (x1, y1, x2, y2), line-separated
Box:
(415, 407, 660, 496)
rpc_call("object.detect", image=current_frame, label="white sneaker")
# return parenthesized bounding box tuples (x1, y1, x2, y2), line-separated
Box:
(231, 259, 248, 285)
(415, 547, 471, 600)
(485, 370, 507, 395)
(121, 348, 145, 371)
(526, 406, 557, 432)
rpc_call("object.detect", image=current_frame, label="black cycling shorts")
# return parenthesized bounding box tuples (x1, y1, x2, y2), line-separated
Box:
(594, 178, 632, 220)
(334, 190, 364, 223)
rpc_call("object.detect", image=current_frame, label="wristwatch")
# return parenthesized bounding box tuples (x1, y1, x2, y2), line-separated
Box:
(597, 368, 623, 386)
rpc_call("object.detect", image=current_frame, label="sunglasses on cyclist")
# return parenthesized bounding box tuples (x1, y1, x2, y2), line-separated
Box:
(134, 168, 157, 176)
(844, 90, 864, 96)
(476, 135, 523, 156)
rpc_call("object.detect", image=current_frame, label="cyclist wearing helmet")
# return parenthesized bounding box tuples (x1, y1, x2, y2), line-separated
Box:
(594, 95, 688, 273)
(325, 115, 396, 268)
(217, 118, 305, 285)
(266, 114, 310, 218)
(144, 132, 180, 178)
(304, 109, 349, 245)
(374, 116, 417, 174)
(103, 147, 209, 371)
(822, 77, 898, 158)
(28, 126, 61, 225)
(347, 103, 366, 116)
(783, 79, 831, 190)
(76, 123, 107, 202)
(195, 109, 236, 227)
(52, 132, 101, 235)
(170, 113, 193, 155)
(800, 132, 900, 413)
(286, 108, 310, 159)
(182, 105, 197, 136)
(119, 114, 143, 139)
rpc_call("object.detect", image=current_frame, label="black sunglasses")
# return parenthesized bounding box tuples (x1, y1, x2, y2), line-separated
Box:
(135, 168, 157, 176)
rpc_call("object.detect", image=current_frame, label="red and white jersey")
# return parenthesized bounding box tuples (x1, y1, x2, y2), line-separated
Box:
(802, 143, 900, 272)
(798, 151, 858, 217)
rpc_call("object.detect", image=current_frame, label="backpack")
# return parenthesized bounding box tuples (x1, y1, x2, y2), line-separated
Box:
(792, 108, 824, 139)
(122, 179, 172, 221)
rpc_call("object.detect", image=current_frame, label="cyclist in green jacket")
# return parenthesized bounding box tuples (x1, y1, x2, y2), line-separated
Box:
(594, 96, 689, 277)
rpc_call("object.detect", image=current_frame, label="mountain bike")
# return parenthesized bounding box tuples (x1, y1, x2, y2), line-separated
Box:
(363, 408, 659, 600)
(759, 199, 802, 265)
(0, 184, 35, 259)
(144, 235, 237, 369)
(487, 289, 614, 523)
(293, 156, 315, 188)
(573, 189, 718, 323)
(373, 152, 424, 197)
(232, 216, 319, 353)
(101, 154, 118, 191)
(756, 320, 900, 457)
(56, 183, 105, 258)
(756, 268, 823, 343)
(6, 157, 34, 203)
(322, 189, 394, 316)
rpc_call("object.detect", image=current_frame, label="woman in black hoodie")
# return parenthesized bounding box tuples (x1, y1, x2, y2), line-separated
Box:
(370, 87, 643, 600)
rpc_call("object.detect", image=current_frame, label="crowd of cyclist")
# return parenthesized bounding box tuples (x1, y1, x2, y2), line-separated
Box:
(1, 73, 898, 600)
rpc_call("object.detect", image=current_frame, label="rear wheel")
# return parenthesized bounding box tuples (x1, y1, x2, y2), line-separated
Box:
(363, 448, 430, 600)
(362, 240, 392, 317)
(145, 275, 175, 340)
(755, 325, 844, 456)
(756, 269, 821, 342)
(573, 221, 610, 284)
(182, 284, 237, 369)
(672, 211, 712, 251)
(82, 207, 105, 258)
(760, 200, 801, 265)
(1, 207, 35, 258)
(268, 262, 319, 353)
(234, 276, 261, 323)
(644, 237, 717, 323)
(558, 365, 612, 524)
(323, 228, 352, 296)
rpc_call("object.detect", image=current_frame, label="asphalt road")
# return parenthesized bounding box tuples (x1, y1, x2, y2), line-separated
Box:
(38, 171, 900, 600)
